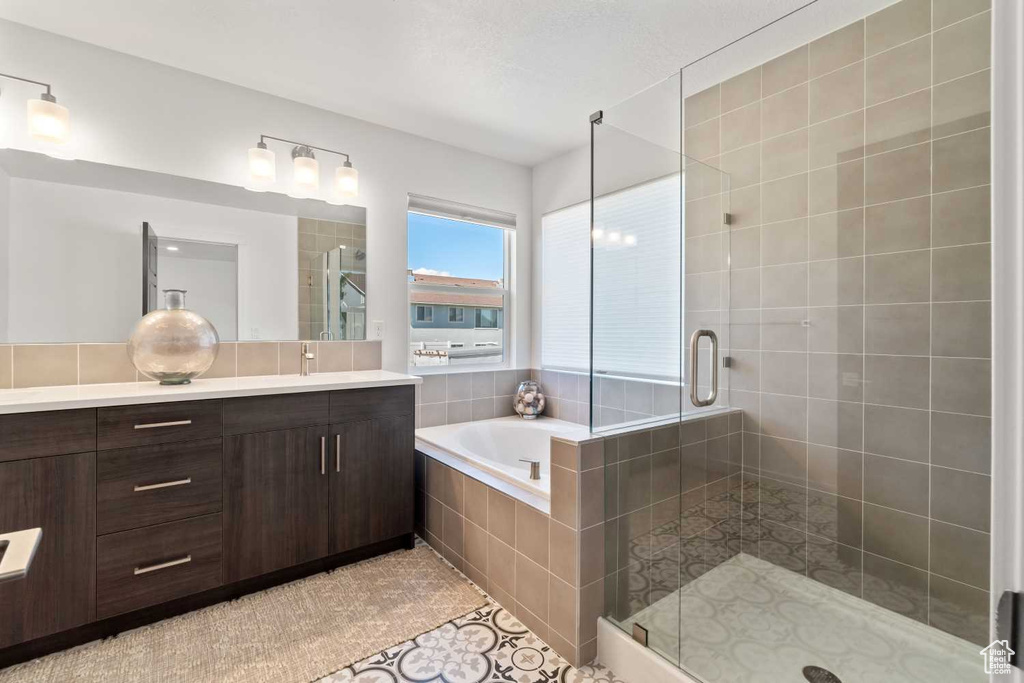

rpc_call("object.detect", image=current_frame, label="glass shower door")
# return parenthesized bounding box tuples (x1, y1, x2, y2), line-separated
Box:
(593, 70, 735, 674)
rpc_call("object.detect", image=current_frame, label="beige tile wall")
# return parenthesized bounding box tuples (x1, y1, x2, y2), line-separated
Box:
(0, 340, 383, 389)
(599, 411, 744, 636)
(683, 0, 992, 644)
(415, 369, 534, 428)
(414, 437, 605, 667)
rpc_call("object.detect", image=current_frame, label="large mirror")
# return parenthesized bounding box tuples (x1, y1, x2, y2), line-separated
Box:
(0, 149, 366, 343)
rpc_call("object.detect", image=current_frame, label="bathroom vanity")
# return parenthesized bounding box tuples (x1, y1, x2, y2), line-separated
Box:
(0, 371, 418, 665)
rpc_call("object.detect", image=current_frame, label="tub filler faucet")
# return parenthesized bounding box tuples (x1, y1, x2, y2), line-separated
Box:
(520, 459, 541, 480)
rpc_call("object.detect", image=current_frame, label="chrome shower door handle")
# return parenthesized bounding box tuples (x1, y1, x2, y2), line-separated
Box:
(689, 329, 719, 408)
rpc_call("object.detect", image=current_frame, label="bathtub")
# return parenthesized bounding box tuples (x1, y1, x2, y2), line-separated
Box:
(415, 416, 590, 511)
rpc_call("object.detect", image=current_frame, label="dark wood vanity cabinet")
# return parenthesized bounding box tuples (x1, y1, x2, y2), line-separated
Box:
(222, 386, 415, 578)
(223, 425, 330, 582)
(0, 451, 96, 649)
(0, 382, 415, 664)
(330, 413, 415, 554)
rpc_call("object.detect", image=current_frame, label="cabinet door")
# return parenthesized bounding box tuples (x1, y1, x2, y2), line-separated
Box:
(0, 453, 96, 648)
(329, 414, 414, 554)
(223, 426, 328, 582)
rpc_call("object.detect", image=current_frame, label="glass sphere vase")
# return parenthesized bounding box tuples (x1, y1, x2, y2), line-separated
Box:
(128, 289, 220, 385)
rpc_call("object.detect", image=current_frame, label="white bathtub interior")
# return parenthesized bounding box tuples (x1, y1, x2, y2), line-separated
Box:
(415, 416, 590, 511)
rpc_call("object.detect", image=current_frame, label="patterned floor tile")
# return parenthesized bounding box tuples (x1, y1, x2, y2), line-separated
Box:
(320, 605, 626, 683)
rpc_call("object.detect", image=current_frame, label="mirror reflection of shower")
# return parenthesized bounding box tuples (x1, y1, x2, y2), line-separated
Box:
(309, 244, 366, 341)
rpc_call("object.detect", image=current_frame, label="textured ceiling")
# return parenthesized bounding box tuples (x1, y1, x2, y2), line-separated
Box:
(0, 0, 877, 166)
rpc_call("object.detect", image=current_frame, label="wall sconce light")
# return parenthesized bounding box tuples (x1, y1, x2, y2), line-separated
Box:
(1, 71, 71, 148)
(247, 134, 357, 204)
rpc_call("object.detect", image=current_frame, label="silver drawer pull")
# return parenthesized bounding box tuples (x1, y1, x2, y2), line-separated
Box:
(134, 419, 192, 430)
(134, 554, 192, 575)
(133, 477, 192, 492)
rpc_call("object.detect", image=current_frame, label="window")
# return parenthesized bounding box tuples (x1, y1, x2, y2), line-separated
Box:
(475, 308, 499, 328)
(408, 194, 514, 369)
(542, 174, 681, 379)
(415, 305, 433, 323)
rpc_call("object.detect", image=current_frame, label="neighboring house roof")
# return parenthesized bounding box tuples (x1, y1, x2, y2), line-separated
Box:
(408, 270, 502, 307)
(408, 271, 502, 289)
(410, 291, 502, 307)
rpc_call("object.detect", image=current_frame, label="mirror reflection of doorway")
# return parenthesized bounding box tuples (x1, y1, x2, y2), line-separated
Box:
(146, 230, 239, 341)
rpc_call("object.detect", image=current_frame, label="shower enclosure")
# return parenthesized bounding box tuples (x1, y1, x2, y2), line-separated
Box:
(593, 1, 994, 681)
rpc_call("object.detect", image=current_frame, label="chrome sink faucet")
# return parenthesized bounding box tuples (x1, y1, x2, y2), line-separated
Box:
(300, 342, 315, 376)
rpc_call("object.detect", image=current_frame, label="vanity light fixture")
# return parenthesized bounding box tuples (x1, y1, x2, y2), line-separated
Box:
(0, 71, 71, 147)
(247, 134, 358, 203)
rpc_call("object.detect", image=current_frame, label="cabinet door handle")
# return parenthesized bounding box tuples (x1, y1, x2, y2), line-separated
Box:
(134, 554, 191, 575)
(134, 419, 192, 430)
(320, 436, 326, 475)
(133, 477, 191, 492)
(335, 434, 341, 472)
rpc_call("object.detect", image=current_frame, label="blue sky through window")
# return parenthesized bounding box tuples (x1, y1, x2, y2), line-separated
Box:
(408, 213, 504, 282)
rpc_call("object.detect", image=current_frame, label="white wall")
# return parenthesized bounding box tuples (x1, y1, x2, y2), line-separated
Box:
(531, 130, 680, 369)
(0, 164, 9, 341)
(159, 254, 238, 341)
(6, 178, 296, 342)
(0, 18, 532, 370)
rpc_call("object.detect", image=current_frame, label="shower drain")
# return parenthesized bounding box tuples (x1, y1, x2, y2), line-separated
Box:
(802, 665, 842, 683)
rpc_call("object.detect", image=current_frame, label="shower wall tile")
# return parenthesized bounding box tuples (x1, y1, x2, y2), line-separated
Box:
(809, 111, 865, 169)
(762, 45, 808, 96)
(865, 35, 931, 105)
(865, 0, 930, 55)
(933, 70, 991, 138)
(672, 0, 992, 643)
(721, 66, 761, 113)
(932, 11, 991, 84)
(810, 19, 864, 77)
(809, 61, 863, 123)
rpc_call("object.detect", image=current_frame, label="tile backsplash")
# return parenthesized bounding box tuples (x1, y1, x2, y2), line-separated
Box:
(415, 369, 534, 428)
(0, 340, 382, 389)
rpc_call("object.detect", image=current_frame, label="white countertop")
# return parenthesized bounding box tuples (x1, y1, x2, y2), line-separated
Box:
(0, 370, 421, 414)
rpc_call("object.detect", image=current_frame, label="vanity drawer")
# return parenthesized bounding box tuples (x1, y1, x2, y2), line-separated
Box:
(97, 400, 222, 450)
(0, 409, 96, 463)
(223, 392, 329, 435)
(96, 513, 223, 619)
(97, 438, 223, 535)
(329, 386, 414, 423)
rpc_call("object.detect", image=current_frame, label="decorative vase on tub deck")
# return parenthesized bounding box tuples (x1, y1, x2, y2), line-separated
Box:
(128, 289, 219, 385)
(514, 380, 545, 419)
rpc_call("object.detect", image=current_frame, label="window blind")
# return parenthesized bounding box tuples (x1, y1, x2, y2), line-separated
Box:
(541, 174, 681, 380)
(408, 194, 516, 230)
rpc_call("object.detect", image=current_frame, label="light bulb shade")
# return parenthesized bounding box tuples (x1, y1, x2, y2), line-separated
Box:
(333, 164, 359, 202)
(247, 146, 276, 189)
(27, 98, 70, 145)
(292, 155, 320, 196)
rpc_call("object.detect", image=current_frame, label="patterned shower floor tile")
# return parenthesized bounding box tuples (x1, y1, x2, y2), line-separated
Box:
(320, 604, 624, 683)
(617, 553, 986, 683)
